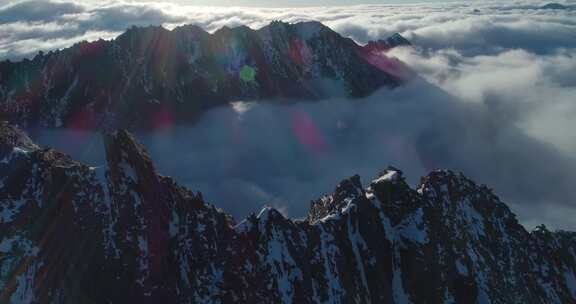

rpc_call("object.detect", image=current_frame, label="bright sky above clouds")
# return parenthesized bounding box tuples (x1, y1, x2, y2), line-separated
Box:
(147, 0, 453, 6)
(25, 0, 458, 7)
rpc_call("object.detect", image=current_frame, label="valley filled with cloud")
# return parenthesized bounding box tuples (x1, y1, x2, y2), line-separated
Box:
(3, 0, 576, 230)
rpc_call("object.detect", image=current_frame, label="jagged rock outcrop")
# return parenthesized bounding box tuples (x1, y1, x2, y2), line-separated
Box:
(0, 21, 410, 129)
(363, 33, 412, 53)
(1, 123, 575, 303)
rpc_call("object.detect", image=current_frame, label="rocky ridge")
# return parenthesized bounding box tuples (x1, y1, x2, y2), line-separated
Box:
(0, 122, 575, 303)
(0, 21, 411, 129)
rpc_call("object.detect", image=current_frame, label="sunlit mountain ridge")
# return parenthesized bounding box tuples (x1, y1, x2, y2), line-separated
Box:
(0, 21, 411, 129)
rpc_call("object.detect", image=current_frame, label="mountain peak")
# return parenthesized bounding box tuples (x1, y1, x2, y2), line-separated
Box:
(307, 174, 365, 223)
(293, 20, 330, 38)
(103, 129, 155, 173)
(372, 166, 404, 184)
(171, 24, 209, 37)
(0, 21, 403, 128)
(118, 24, 170, 39)
(363, 33, 412, 53)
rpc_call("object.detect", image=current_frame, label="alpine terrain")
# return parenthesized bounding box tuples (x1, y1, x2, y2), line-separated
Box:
(1, 122, 575, 303)
(0, 21, 410, 129)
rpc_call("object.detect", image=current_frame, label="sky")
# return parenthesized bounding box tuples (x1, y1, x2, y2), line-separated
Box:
(0, 0, 459, 8)
(3, 0, 576, 230)
(126, 0, 454, 7)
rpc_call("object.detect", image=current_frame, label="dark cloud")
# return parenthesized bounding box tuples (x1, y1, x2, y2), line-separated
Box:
(81, 4, 186, 32)
(0, 0, 84, 24)
(0, 0, 185, 59)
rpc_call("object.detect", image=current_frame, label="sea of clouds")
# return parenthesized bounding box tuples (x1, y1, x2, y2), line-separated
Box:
(4, 0, 576, 230)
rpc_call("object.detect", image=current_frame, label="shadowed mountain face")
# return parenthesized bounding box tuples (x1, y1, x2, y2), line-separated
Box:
(0, 21, 409, 129)
(1, 122, 575, 303)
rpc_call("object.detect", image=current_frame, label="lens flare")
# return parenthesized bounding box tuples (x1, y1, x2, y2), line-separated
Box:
(290, 109, 327, 153)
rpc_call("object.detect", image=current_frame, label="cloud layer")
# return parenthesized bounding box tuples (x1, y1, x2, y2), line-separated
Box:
(5, 0, 576, 230)
(1, 0, 575, 59)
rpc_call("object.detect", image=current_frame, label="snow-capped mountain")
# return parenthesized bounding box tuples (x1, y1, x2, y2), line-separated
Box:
(0, 21, 409, 129)
(1, 122, 575, 303)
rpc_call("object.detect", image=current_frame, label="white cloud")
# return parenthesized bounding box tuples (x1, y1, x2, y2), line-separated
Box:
(388, 47, 576, 154)
(1, 0, 575, 58)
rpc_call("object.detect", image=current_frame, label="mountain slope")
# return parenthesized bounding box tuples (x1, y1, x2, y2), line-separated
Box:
(0, 22, 409, 129)
(1, 122, 575, 303)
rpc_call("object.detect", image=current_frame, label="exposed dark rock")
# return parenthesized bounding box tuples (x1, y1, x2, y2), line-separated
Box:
(1, 123, 575, 303)
(363, 33, 412, 53)
(0, 21, 409, 130)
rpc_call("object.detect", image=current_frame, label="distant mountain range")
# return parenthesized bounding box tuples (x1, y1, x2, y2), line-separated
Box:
(1, 122, 575, 303)
(540, 3, 569, 9)
(0, 21, 411, 129)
